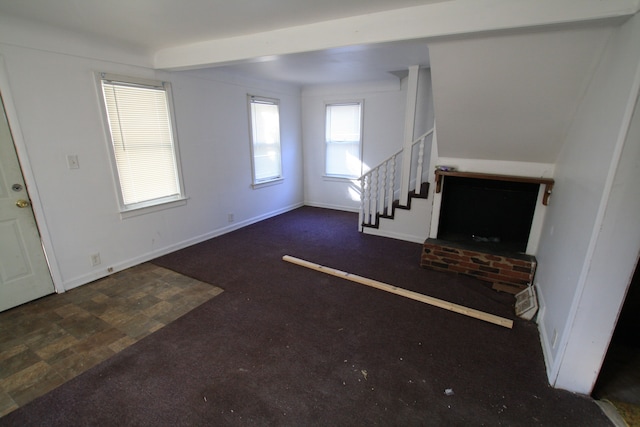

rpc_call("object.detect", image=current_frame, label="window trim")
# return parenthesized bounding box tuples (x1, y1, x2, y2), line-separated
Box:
(247, 94, 283, 188)
(324, 100, 364, 179)
(96, 72, 187, 217)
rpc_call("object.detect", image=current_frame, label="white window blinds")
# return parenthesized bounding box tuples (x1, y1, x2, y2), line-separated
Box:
(101, 77, 182, 209)
(249, 96, 282, 184)
(325, 102, 362, 178)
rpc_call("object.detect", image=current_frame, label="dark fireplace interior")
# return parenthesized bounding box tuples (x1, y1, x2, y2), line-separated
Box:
(437, 176, 539, 253)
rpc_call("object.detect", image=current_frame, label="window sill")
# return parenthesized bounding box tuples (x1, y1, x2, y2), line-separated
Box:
(252, 178, 284, 189)
(120, 197, 188, 219)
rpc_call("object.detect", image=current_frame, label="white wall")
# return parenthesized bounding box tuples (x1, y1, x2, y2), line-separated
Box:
(429, 25, 613, 163)
(0, 37, 303, 292)
(534, 12, 640, 393)
(302, 81, 406, 211)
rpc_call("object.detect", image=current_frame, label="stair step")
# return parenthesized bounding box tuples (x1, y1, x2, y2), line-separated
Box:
(361, 181, 430, 228)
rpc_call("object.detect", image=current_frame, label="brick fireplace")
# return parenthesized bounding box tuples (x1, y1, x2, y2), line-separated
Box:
(420, 170, 553, 291)
(421, 239, 537, 291)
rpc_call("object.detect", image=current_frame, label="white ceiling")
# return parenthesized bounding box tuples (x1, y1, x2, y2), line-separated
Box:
(1, 1, 636, 87)
(207, 40, 430, 86)
(0, 0, 444, 51)
(0, 0, 440, 86)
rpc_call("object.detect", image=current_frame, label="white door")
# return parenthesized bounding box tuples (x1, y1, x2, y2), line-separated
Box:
(0, 94, 54, 312)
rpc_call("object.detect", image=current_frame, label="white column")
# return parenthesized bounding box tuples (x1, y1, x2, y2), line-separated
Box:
(399, 65, 420, 206)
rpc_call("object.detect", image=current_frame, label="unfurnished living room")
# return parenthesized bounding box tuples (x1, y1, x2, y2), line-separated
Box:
(0, 1, 639, 426)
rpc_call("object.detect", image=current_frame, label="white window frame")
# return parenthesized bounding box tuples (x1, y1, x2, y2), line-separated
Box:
(97, 73, 186, 218)
(324, 100, 364, 180)
(247, 95, 283, 188)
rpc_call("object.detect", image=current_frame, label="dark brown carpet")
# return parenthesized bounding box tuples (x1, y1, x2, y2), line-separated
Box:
(1, 207, 611, 426)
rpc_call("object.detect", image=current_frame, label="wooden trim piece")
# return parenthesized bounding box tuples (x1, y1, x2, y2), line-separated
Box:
(434, 170, 554, 205)
(283, 255, 513, 329)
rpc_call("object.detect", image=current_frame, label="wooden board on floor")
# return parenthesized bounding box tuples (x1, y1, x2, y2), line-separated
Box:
(283, 255, 513, 329)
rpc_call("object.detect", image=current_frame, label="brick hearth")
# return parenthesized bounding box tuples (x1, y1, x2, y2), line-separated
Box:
(421, 238, 536, 290)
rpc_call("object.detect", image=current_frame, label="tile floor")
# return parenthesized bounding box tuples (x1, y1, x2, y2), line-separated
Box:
(0, 263, 223, 417)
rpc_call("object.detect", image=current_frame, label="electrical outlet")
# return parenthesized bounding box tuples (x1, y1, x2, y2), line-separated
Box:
(67, 154, 80, 169)
(228, 213, 234, 223)
(90, 253, 101, 267)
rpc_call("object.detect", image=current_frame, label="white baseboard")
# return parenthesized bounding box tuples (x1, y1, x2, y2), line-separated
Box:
(304, 201, 360, 213)
(362, 227, 427, 244)
(535, 286, 560, 386)
(61, 202, 304, 291)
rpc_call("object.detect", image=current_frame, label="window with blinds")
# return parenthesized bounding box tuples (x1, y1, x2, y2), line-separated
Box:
(325, 102, 363, 178)
(248, 96, 282, 186)
(99, 74, 185, 212)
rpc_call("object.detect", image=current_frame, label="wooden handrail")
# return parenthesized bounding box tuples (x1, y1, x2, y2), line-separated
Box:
(434, 170, 555, 205)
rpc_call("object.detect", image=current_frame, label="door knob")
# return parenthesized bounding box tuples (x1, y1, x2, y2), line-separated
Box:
(16, 199, 30, 208)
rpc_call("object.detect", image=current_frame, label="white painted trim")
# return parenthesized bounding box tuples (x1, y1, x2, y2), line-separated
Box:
(119, 197, 188, 219)
(62, 202, 304, 290)
(0, 54, 64, 293)
(95, 72, 188, 215)
(247, 94, 284, 187)
(436, 158, 555, 178)
(400, 65, 419, 207)
(323, 99, 364, 179)
(155, 0, 638, 70)
(429, 190, 442, 239)
(525, 185, 548, 255)
(550, 47, 640, 389)
(534, 286, 557, 380)
(362, 227, 426, 244)
(429, 157, 554, 252)
(304, 201, 359, 213)
(302, 80, 401, 97)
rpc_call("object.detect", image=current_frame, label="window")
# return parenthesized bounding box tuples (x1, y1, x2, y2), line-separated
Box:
(248, 95, 282, 186)
(98, 73, 185, 214)
(325, 101, 363, 178)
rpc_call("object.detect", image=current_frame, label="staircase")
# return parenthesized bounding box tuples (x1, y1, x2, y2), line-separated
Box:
(359, 128, 434, 243)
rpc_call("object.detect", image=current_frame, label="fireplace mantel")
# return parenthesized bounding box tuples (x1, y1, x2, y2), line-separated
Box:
(435, 170, 555, 205)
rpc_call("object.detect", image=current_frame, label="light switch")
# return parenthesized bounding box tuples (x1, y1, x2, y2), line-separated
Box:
(67, 154, 79, 169)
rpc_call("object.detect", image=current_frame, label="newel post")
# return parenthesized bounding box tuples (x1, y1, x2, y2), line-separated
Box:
(399, 65, 420, 206)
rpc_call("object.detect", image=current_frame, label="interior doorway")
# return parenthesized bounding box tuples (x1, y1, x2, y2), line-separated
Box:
(593, 258, 640, 419)
(0, 92, 55, 312)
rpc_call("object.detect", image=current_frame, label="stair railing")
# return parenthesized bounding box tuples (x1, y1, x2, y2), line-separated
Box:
(359, 128, 434, 229)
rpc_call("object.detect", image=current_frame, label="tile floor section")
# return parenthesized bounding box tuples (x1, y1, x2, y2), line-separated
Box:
(0, 263, 223, 417)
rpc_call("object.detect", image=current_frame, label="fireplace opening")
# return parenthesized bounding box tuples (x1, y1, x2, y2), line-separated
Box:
(437, 176, 539, 253)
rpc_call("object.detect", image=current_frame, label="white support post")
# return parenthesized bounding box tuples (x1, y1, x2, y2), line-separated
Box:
(371, 169, 378, 224)
(359, 175, 365, 230)
(414, 137, 425, 194)
(400, 65, 420, 206)
(378, 162, 386, 216)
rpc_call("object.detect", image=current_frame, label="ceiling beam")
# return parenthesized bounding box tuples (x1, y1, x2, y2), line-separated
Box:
(154, 0, 639, 71)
